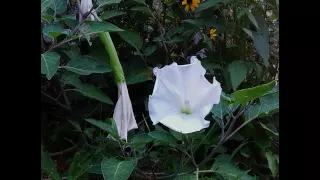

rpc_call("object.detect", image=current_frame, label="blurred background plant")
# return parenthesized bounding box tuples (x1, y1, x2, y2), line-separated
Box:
(41, 0, 279, 179)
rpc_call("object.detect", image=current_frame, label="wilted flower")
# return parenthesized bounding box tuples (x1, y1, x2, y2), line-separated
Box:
(182, 0, 200, 11)
(210, 28, 217, 39)
(113, 83, 138, 141)
(148, 56, 222, 134)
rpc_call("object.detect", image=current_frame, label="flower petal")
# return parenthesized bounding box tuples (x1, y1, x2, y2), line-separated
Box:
(149, 76, 181, 125)
(113, 83, 138, 141)
(185, 4, 190, 11)
(182, 0, 187, 5)
(159, 113, 210, 134)
(190, 5, 195, 11)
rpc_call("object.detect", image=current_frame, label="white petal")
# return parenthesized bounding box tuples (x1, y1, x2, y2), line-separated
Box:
(113, 83, 138, 141)
(149, 77, 181, 125)
(159, 113, 210, 134)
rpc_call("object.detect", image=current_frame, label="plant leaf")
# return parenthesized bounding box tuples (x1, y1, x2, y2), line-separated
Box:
(228, 60, 249, 91)
(244, 92, 279, 121)
(101, 158, 137, 180)
(143, 45, 157, 56)
(41, 52, 60, 80)
(41, 0, 53, 13)
(265, 151, 278, 177)
(130, 6, 153, 16)
(195, 0, 225, 13)
(41, 148, 62, 180)
(148, 130, 176, 144)
(85, 119, 119, 138)
(126, 68, 153, 85)
(97, 0, 122, 6)
(174, 174, 197, 180)
(101, 10, 126, 20)
(81, 21, 124, 36)
(62, 57, 111, 75)
(118, 30, 143, 50)
(50, 0, 67, 14)
(231, 80, 277, 104)
(211, 154, 255, 180)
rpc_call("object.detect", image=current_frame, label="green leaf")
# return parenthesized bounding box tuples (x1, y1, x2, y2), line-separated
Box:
(211, 154, 254, 180)
(63, 45, 81, 59)
(228, 60, 249, 91)
(81, 21, 124, 36)
(75, 84, 113, 104)
(101, 158, 137, 180)
(41, 52, 60, 80)
(126, 68, 153, 85)
(246, 11, 259, 30)
(244, 92, 279, 121)
(169, 129, 184, 141)
(201, 59, 222, 70)
(166, 27, 183, 37)
(167, 36, 184, 44)
(143, 45, 157, 56)
(97, 0, 122, 6)
(85, 119, 119, 138)
(174, 174, 197, 180)
(265, 151, 278, 177)
(43, 23, 70, 39)
(231, 81, 277, 104)
(118, 30, 143, 50)
(131, 133, 154, 148)
(41, 0, 53, 13)
(101, 10, 126, 20)
(62, 56, 111, 75)
(67, 152, 86, 180)
(195, 0, 225, 13)
(148, 130, 176, 144)
(50, 0, 67, 14)
(41, 148, 62, 180)
(130, 6, 153, 16)
(259, 122, 278, 136)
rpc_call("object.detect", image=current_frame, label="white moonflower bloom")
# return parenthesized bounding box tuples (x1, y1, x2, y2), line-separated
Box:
(148, 56, 222, 134)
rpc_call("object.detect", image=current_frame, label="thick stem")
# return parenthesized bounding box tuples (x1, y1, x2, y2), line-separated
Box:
(98, 32, 125, 84)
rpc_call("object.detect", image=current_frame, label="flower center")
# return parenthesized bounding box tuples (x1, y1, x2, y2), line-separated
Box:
(181, 100, 192, 115)
(187, 0, 193, 4)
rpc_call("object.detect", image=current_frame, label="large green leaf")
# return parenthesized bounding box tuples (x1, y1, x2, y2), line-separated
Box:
(43, 23, 70, 39)
(130, 6, 153, 16)
(174, 174, 197, 180)
(131, 133, 154, 148)
(143, 45, 157, 56)
(231, 80, 277, 104)
(62, 71, 113, 104)
(265, 151, 278, 177)
(41, 148, 62, 180)
(148, 130, 176, 144)
(244, 16, 270, 66)
(97, 0, 122, 6)
(101, 158, 137, 180)
(67, 152, 86, 180)
(41, 52, 60, 80)
(118, 30, 143, 50)
(81, 21, 123, 36)
(85, 119, 119, 138)
(50, 0, 67, 14)
(126, 68, 153, 85)
(62, 56, 111, 75)
(41, 0, 53, 13)
(101, 10, 126, 20)
(244, 92, 279, 121)
(228, 60, 249, 91)
(195, 0, 225, 13)
(211, 154, 255, 180)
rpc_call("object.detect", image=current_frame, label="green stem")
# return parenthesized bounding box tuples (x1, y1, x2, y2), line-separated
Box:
(98, 32, 125, 84)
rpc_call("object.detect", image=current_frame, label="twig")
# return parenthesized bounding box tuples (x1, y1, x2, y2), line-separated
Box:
(142, 114, 151, 133)
(50, 144, 79, 156)
(197, 102, 251, 167)
(41, 91, 71, 111)
(59, 81, 72, 112)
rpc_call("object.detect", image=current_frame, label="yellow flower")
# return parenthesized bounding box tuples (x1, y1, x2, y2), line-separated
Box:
(210, 28, 217, 39)
(182, 0, 200, 11)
